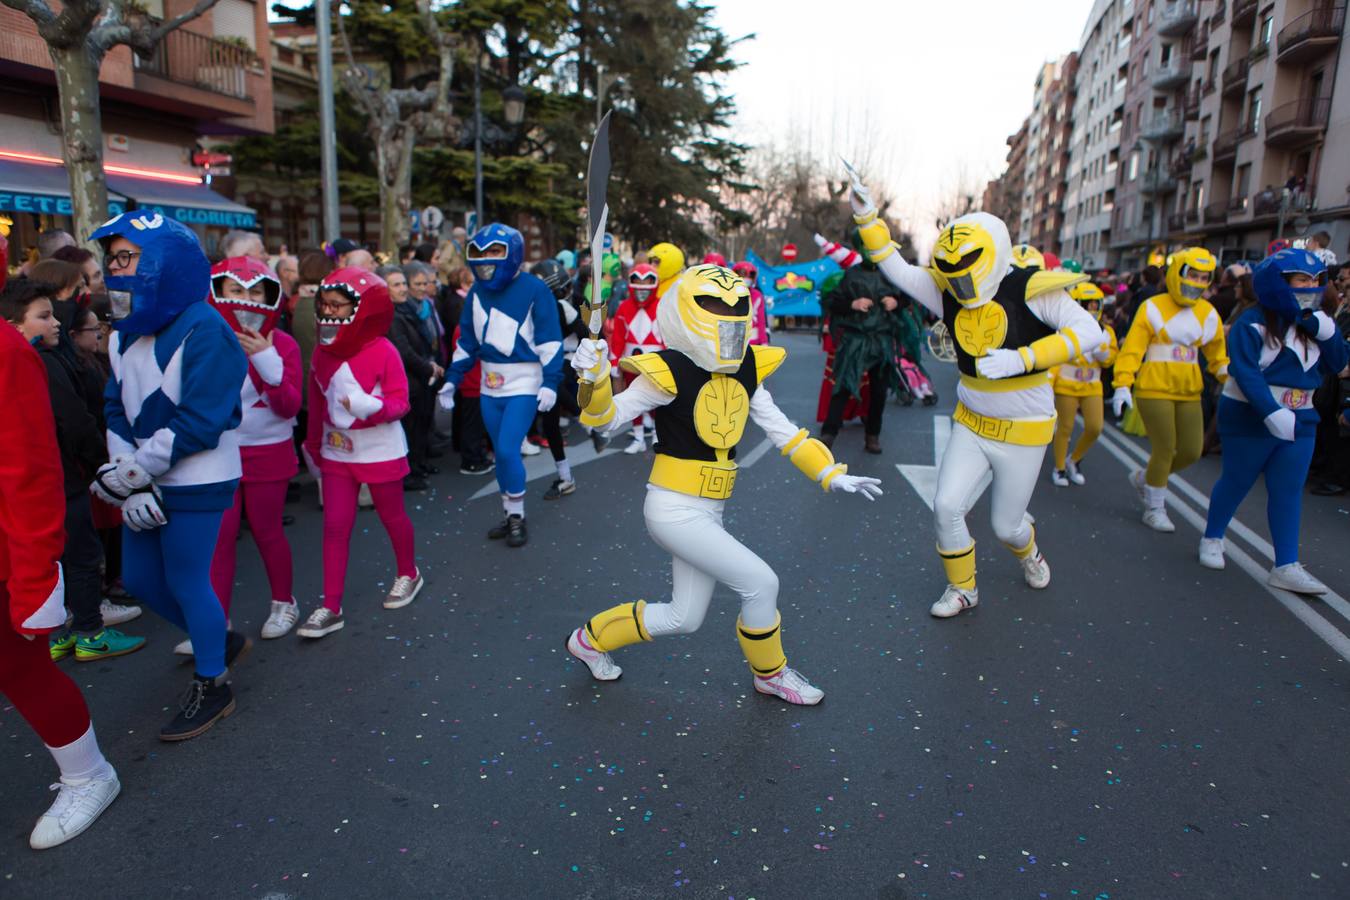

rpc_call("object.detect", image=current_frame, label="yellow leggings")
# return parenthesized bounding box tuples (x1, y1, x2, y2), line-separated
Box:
(1052, 393, 1104, 470)
(1135, 397, 1204, 488)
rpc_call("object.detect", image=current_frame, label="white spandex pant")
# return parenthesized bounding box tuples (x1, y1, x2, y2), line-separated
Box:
(933, 423, 1045, 552)
(640, 487, 779, 636)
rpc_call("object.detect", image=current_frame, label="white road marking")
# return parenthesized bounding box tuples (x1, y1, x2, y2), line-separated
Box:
(470, 440, 620, 500)
(898, 415, 990, 511)
(738, 436, 774, 469)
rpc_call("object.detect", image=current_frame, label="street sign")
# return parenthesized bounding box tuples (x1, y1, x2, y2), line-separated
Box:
(422, 205, 445, 234)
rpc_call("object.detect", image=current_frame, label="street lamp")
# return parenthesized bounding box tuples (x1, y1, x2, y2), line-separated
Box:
(472, 45, 526, 231)
(502, 85, 526, 127)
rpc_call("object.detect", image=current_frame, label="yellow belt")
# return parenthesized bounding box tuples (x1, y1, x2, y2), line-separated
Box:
(953, 402, 1056, 446)
(959, 370, 1051, 393)
(649, 454, 738, 500)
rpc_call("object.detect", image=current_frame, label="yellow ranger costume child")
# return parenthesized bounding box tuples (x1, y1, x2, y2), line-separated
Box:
(846, 169, 1102, 619)
(563, 265, 882, 706)
(1111, 248, 1228, 533)
(1049, 282, 1118, 487)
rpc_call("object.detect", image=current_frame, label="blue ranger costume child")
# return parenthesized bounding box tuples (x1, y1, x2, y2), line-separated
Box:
(88, 211, 248, 741)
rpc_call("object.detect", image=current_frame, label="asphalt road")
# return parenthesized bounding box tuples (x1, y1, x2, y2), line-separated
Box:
(2, 332, 1347, 899)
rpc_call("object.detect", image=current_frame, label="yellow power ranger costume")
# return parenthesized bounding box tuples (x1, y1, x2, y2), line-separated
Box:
(1049, 282, 1118, 480)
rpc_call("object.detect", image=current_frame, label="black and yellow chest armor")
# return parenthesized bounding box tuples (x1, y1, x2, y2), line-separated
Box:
(942, 267, 1056, 378)
(620, 345, 786, 500)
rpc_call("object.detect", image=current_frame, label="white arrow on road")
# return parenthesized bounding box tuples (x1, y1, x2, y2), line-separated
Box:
(470, 438, 620, 500)
(896, 415, 990, 511)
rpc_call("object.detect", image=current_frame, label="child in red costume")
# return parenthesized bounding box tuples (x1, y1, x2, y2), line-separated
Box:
(0, 318, 120, 850)
(207, 257, 303, 640)
(298, 268, 421, 639)
(609, 264, 665, 454)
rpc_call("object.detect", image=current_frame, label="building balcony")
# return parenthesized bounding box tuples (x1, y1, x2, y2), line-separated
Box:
(1141, 110, 1185, 142)
(1221, 57, 1249, 96)
(1191, 23, 1210, 60)
(1264, 97, 1332, 148)
(1109, 223, 1151, 249)
(1232, 0, 1258, 27)
(1248, 39, 1271, 65)
(1203, 201, 1229, 224)
(1253, 187, 1315, 217)
(1212, 121, 1257, 164)
(1227, 194, 1251, 218)
(1186, 206, 1202, 224)
(1201, 77, 1216, 96)
(1184, 86, 1202, 120)
(132, 28, 260, 118)
(1159, 1, 1200, 36)
(1277, 7, 1346, 65)
(1211, 1, 1227, 26)
(1140, 171, 1179, 195)
(1152, 61, 1191, 90)
(1167, 212, 1190, 232)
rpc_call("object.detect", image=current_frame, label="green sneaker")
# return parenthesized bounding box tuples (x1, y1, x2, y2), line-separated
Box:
(49, 630, 76, 662)
(74, 628, 147, 662)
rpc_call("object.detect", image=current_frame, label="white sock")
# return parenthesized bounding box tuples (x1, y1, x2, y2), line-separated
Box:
(504, 493, 525, 517)
(47, 724, 113, 784)
(556, 460, 572, 483)
(632, 426, 644, 441)
(1145, 485, 1167, 510)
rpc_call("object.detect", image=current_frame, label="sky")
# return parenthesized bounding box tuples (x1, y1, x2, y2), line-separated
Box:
(710, 0, 1096, 255)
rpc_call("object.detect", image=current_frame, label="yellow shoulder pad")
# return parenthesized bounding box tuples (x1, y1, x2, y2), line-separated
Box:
(750, 344, 788, 382)
(1026, 271, 1089, 299)
(618, 353, 677, 395)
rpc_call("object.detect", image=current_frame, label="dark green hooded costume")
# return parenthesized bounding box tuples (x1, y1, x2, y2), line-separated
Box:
(823, 231, 910, 398)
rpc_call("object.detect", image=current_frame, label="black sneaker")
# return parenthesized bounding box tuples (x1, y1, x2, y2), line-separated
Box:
(506, 514, 528, 548)
(543, 478, 576, 500)
(590, 432, 609, 453)
(159, 675, 235, 742)
(460, 460, 495, 475)
(403, 475, 429, 492)
(225, 630, 252, 668)
(487, 517, 511, 540)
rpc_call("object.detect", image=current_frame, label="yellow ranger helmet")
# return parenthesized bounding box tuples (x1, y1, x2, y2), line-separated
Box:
(928, 212, 1013, 308)
(1068, 281, 1106, 321)
(1011, 244, 1045, 270)
(656, 263, 752, 373)
(647, 242, 686, 288)
(1165, 247, 1216, 306)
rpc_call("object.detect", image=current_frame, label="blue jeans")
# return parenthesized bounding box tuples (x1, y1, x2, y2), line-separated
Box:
(480, 394, 539, 497)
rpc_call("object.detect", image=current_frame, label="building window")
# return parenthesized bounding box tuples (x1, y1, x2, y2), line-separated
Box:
(1258, 13, 1274, 49)
(1246, 87, 1262, 130)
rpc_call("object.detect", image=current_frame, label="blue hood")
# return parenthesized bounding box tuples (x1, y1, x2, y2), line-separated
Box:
(90, 211, 210, 335)
(1253, 248, 1326, 319)
(467, 223, 524, 292)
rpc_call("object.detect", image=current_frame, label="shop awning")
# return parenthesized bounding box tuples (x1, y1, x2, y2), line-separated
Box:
(106, 173, 256, 230)
(0, 158, 128, 217)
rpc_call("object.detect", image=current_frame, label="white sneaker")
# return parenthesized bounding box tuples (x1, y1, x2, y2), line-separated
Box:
(1066, 459, 1086, 485)
(559, 416, 571, 428)
(173, 638, 193, 656)
(1129, 469, 1147, 507)
(29, 769, 121, 850)
(521, 439, 542, 457)
(1268, 562, 1328, 595)
(623, 433, 645, 455)
(100, 601, 141, 627)
(261, 600, 300, 639)
(297, 607, 344, 638)
(1021, 550, 1051, 589)
(753, 667, 824, 706)
(1142, 507, 1176, 532)
(930, 584, 979, 618)
(1198, 538, 1226, 570)
(567, 628, 622, 681)
(1051, 469, 1069, 487)
(357, 483, 373, 509)
(384, 570, 423, 609)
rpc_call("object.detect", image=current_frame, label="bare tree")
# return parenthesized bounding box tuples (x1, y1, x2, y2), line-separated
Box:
(0, 0, 223, 242)
(336, 0, 457, 255)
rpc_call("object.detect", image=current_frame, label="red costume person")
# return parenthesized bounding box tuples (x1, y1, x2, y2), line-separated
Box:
(732, 261, 771, 346)
(0, 323, 120, 849)
(608, 264, 666, 453)
(207, 257, 303, 640)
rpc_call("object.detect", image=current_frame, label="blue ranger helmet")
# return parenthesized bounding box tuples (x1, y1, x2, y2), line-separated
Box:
(466, 223, 524, 291)
(1253, 248, 1327, 318)
(90, 211, 210, 335)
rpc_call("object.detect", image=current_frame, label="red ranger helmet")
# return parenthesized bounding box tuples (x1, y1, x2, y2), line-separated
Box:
(210, 256, 283, 335)
(627, 263, 659, 303)
(701, 252, 727, 267)
(732, 260, 758, 283)
(316, 267, 393, 359)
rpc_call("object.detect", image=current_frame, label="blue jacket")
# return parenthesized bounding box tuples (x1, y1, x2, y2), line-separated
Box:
(448, 272, 563, 397)
(1220, 306, 1349, 439)
(106, 302, 247, 510)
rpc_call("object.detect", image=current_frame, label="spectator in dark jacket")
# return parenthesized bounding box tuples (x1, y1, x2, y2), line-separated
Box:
(385, 263, 443, 490)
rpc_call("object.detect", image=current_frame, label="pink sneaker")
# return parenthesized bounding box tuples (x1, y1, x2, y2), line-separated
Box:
(753, 667, 824, 705)
(566, 628, 622, 681)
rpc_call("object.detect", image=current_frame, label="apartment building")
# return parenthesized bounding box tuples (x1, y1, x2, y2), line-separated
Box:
(984, 120, 1031, 225)
(0, 0, 272, 254)
(1062, 1, 1132, 269)
(1174, 0, 1348, 262)
(1017, 54, 1078, 256)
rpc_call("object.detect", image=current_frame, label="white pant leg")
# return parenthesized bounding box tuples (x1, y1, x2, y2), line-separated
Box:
(985, 438, 1046, 547)
(641, 488, 780, 636)
(933, 423, 995, 552)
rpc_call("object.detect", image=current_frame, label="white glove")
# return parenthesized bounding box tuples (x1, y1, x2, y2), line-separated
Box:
(537, 387, 557, 412)
(344, 390, 383, 421)
(1264, 408, 1296, 442)
(976, 348, 1029, 380)
(250, 345, 285, 386)
(829, 473, 884, 501)
(1307, 310, 1336, 341)
(123, 485, 168, 532)
(845, 164, 876, 219)
(91, 455, 150, 506)
(437, 382, 456, 411)
(1112, 386, 1133, 417)
(1090, 344, 1112, 363)
(572, 338, 611, 384)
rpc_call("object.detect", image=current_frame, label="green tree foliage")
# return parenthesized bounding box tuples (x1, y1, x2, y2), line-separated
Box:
(232, 95, 378, 210)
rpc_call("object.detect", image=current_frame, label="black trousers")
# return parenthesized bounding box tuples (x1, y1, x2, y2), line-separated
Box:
(63, 492, 105, 634)
(822, 364, 886, 437)
(540, 367, 582, 463)
(403, 388, 435, 474)
(454, 395, 490, 466)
